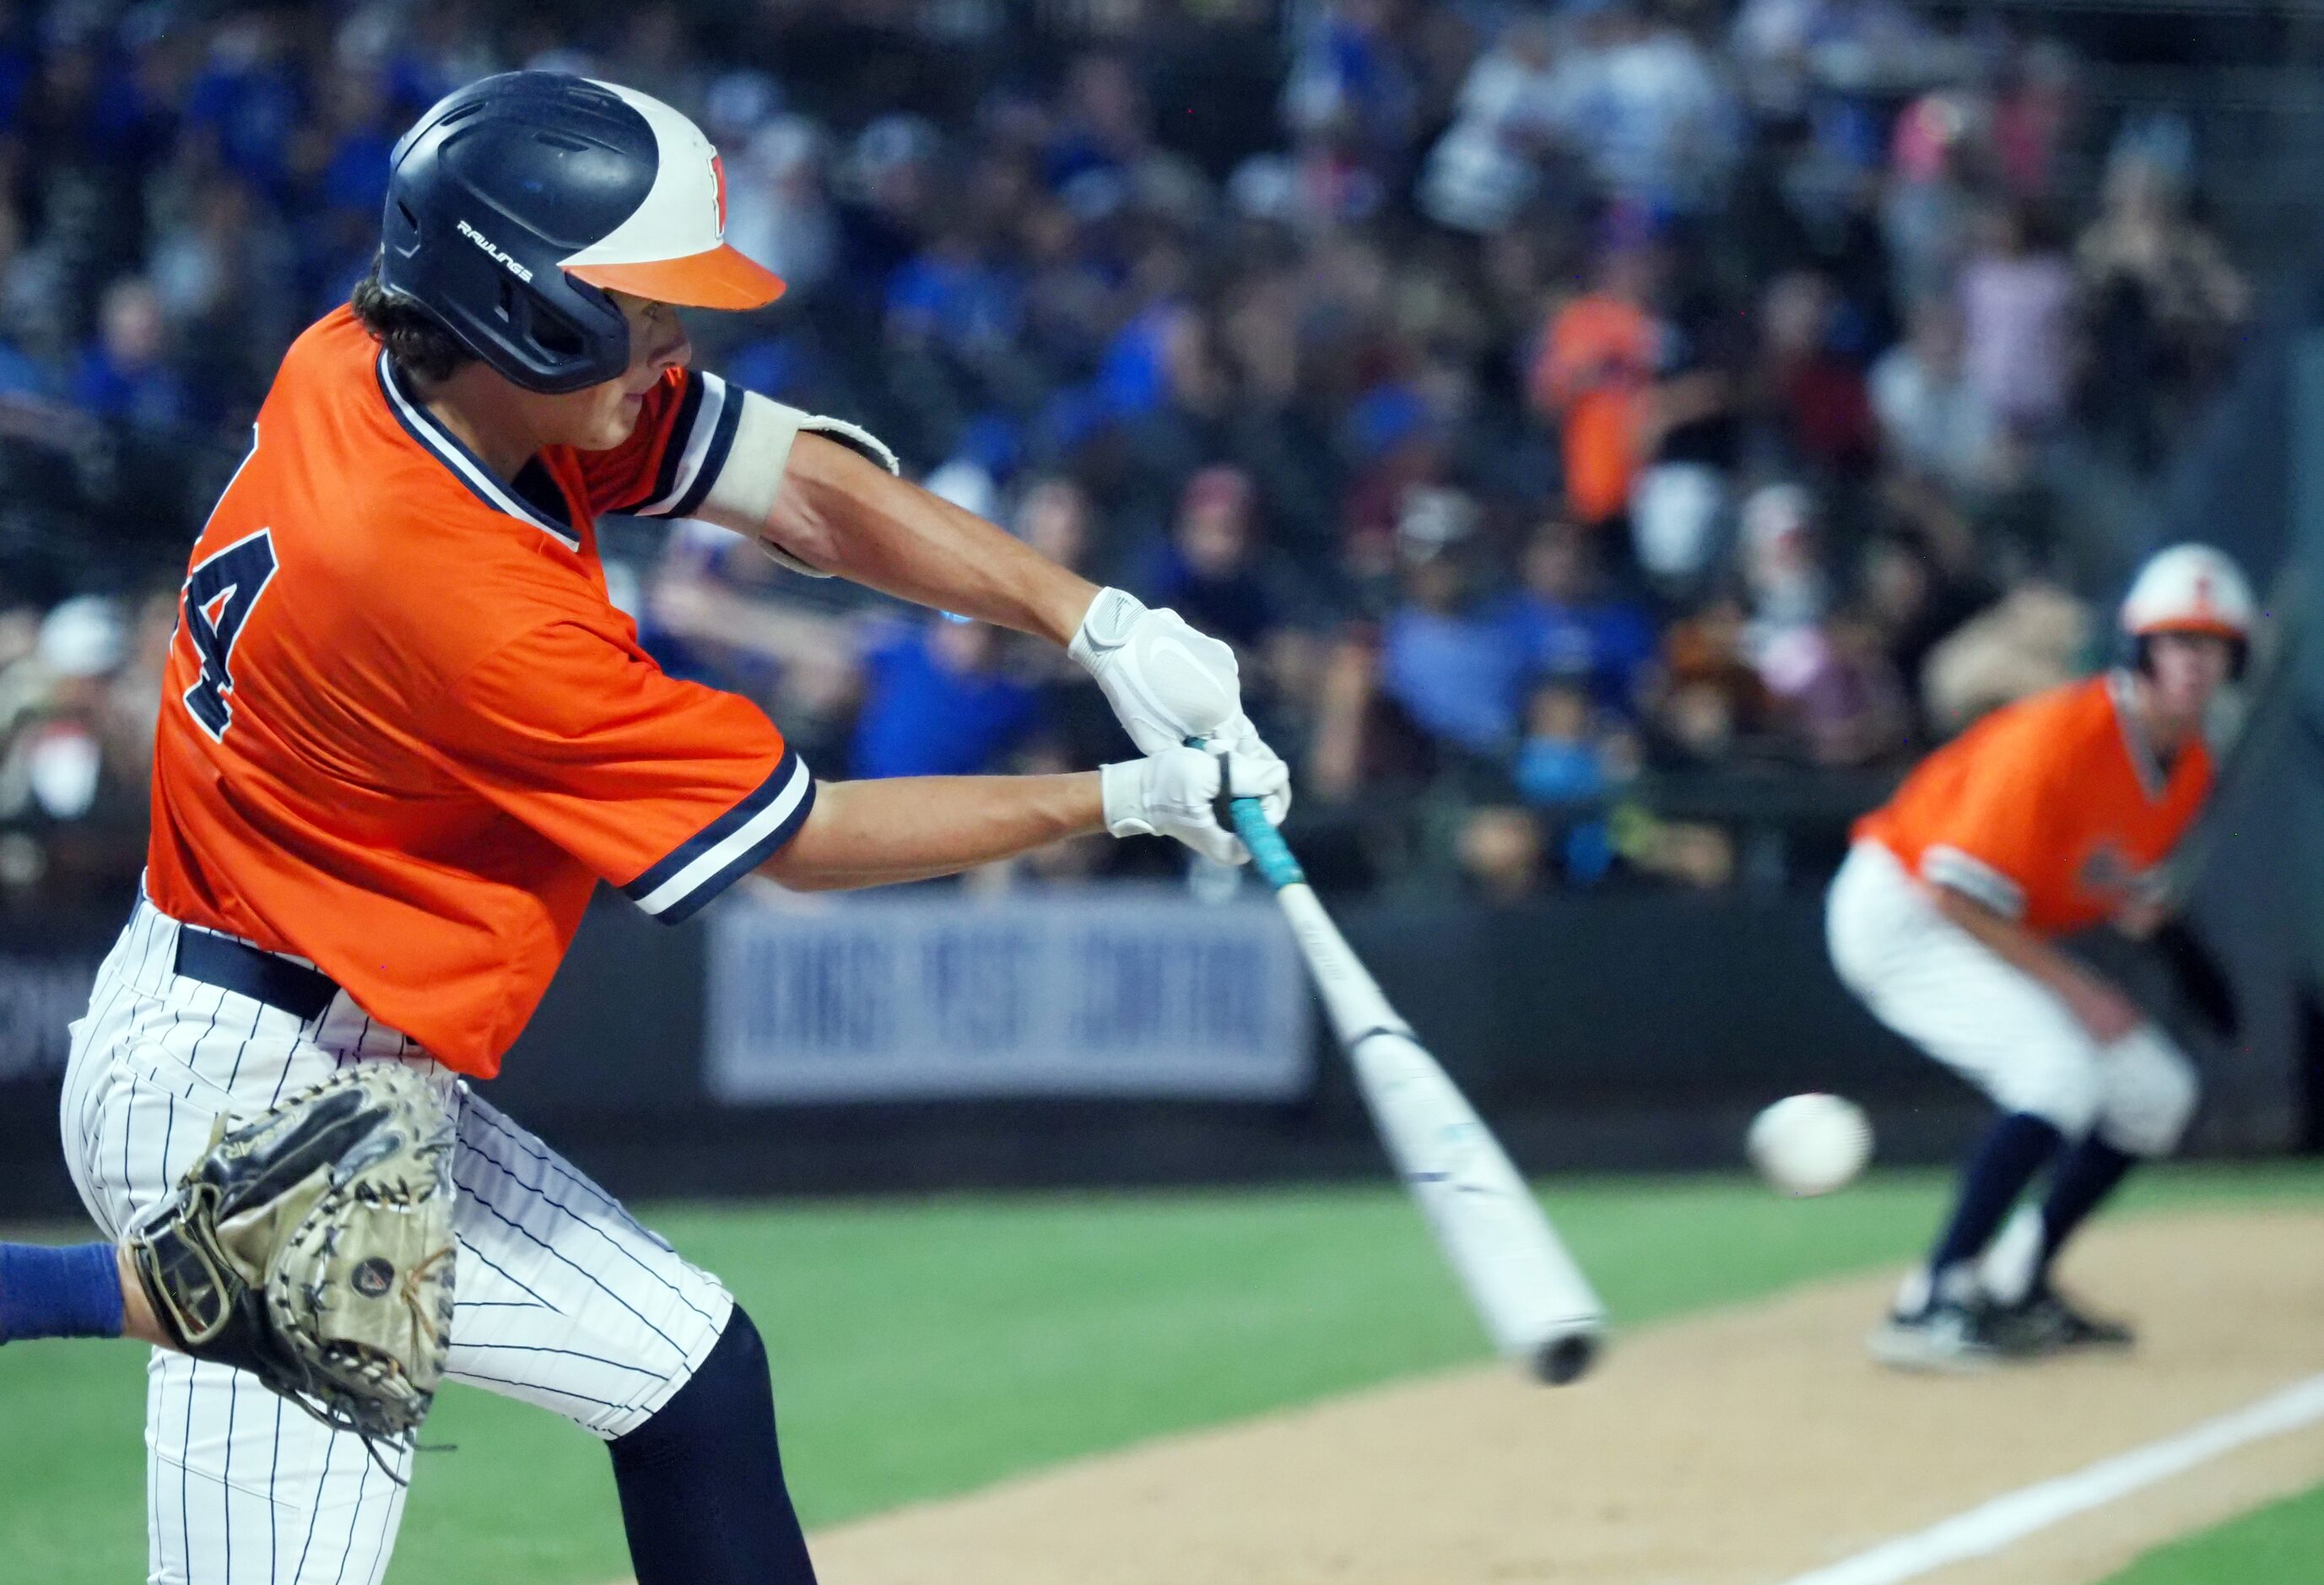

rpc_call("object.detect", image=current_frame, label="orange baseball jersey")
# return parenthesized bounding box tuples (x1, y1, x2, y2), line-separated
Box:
(145, 306, 810, 1077)
(1855, 673, 2212, 936)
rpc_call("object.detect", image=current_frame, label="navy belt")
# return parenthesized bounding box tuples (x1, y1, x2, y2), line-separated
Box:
(173, 929, 340, 1022)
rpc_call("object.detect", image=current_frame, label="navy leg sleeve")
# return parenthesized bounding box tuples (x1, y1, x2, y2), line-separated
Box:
(2036, 1136, 2140, 1281)
(1928, 1112, 2064, 1280)
(610, 1306, 819, 1585)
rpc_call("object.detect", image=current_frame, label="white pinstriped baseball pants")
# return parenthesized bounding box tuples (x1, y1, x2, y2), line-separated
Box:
(58, 897, 734, 1583)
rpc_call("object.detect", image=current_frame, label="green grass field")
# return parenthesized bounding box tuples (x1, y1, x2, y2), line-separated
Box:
(2107, 1480, 2324, 1583)
(2, 1165, 2317, 1583)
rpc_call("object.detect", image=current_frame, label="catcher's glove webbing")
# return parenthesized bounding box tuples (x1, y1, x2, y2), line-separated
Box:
(127, 1063, 457, 1481)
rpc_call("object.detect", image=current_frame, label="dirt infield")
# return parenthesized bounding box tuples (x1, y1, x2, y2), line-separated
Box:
(808, 1208, 2324, 1585)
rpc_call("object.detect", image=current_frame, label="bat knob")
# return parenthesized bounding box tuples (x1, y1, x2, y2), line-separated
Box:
(1530, 1332, 1599, 1387)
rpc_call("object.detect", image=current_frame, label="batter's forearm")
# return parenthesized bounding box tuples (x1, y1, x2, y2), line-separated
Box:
(765, 435, 1097, 647)
(1930, 884, 2090, 998)
(758, 772, 1105, 892)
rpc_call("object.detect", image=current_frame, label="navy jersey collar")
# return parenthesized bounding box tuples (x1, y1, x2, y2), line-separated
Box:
(2106, 668, 2173, 799)
(375, 352, 581, 549)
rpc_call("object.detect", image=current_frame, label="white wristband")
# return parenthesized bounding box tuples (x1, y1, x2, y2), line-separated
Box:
(1067, 587, 1147, 674)
(1099, 760, 1152, 837)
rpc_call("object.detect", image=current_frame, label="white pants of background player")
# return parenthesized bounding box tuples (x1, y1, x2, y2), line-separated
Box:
(58, 897, 732, 1585)
(1826, 842, 2197, 1291)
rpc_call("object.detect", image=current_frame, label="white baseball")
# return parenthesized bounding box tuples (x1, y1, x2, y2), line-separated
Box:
(1747, 1093, 1873, 1198)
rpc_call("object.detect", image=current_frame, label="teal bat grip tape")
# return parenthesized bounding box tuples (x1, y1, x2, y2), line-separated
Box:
(1183, 736, 1306, 890)
(1231, 798, 1305, 890)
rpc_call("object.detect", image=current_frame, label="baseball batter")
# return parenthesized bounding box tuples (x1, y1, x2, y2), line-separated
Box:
(1829, 544, 2256, 1371)
(0, 73, 1289, 1583)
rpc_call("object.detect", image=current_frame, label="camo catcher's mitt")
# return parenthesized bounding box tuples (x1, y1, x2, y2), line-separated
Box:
(126, 1062, 457, 1475)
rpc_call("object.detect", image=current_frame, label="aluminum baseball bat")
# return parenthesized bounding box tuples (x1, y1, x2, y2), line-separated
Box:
(1223, 788, 1606, 1384)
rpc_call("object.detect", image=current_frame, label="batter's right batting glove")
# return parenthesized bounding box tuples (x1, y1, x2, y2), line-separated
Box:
(1100, 743, 1289, 865)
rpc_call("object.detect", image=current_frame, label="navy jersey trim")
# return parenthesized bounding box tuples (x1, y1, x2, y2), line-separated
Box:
(622, 373, 705, 513)
(623, 750, 814, 924)
(512, 458, 580, 532)
(375, 353, 583, 549)
(2106, 668, 2171, 801)
(628, 371, 737, 519)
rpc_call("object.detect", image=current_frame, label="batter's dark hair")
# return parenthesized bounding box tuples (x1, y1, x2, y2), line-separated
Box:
(350, 254, 473, 385)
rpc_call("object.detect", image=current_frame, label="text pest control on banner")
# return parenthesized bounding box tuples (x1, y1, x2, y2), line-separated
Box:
(705, 889, 1314, 1103)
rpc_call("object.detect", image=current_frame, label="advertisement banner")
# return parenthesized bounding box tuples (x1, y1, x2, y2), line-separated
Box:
(705, 888, 1313, 1103)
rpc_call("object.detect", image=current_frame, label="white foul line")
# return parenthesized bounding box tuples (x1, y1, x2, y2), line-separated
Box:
(1779, 1372, 2324, 1585)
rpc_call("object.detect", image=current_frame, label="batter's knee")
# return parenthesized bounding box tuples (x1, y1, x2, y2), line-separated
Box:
(608, 1305, 818, 1584)
(2097, 1031, 2200, 1158)
(615, 1305, 773, 1470)
(1992, 1048, 2104, 1142)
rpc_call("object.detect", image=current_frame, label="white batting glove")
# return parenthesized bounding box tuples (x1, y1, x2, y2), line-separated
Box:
(1207, 711, 1292, 829)
(1069, 587, 1293, 826)
(1100, 744, 1290, 866)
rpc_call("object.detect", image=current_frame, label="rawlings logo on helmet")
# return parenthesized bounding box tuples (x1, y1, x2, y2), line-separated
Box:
(455, 219, 535, 284)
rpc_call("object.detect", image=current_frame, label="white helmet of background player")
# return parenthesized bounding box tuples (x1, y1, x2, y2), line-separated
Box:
(2121, 543, 2256, 675)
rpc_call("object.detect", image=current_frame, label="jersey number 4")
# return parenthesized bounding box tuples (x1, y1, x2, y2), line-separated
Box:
(181, 530, 278, 739)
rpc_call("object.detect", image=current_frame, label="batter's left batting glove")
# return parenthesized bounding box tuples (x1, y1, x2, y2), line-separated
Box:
(1069, 587, 1292, 827)
(1101, 743, 1289, 865)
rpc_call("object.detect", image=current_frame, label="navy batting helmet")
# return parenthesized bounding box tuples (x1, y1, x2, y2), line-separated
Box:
(380, 72, 783, 394)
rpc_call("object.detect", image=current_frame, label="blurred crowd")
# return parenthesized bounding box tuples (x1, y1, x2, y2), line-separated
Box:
(0, 0, 2262, 906)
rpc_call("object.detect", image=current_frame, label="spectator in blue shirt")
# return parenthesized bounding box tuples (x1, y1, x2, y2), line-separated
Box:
(71, 279, 188, 431)
(1379, 489, 1530, 756)
(182, 16, 305, 196)
(851, 616, 1046, 780)
(1498, 521, 1658, 715)
(1514, 678, 1633, 884)
(886, 228, 1024, 358)
(1132, 466, 1280, 653)
(1043, 53, 1151, 192)
(314, 64, 397, 221)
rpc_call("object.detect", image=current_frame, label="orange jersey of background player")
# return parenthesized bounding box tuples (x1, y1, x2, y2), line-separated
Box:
(144, 306, 810, 1077)
(1854, 673, 2213, 937)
